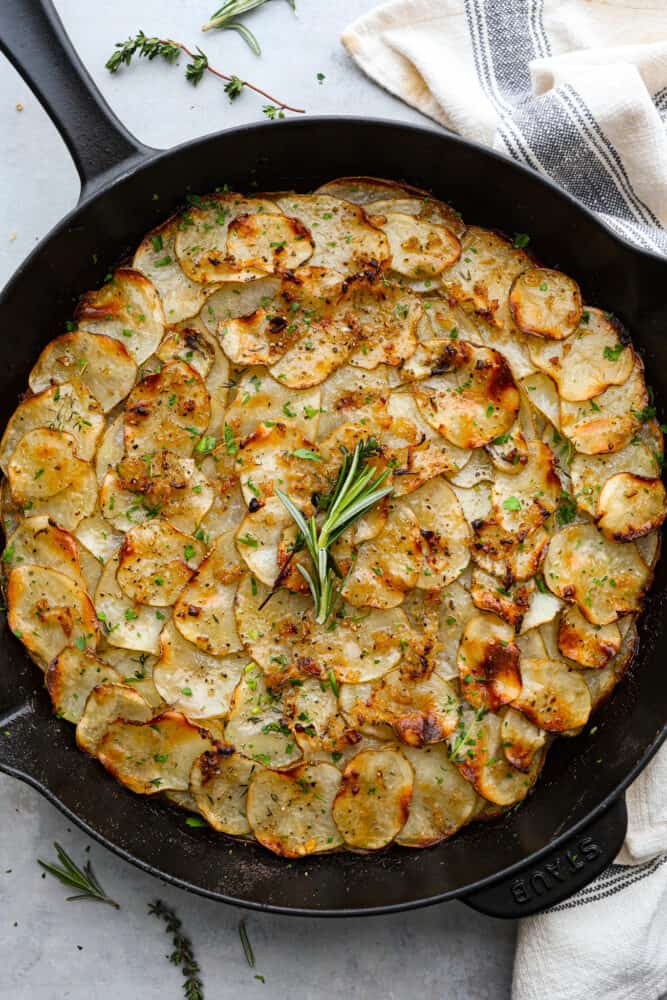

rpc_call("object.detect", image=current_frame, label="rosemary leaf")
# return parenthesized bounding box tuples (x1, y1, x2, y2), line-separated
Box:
(38, 842, 119, 908)
(239, 918, 255, 967)
(149, 900, 204, 1000)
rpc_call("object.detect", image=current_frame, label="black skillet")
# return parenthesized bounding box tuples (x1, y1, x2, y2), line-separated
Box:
(0, 0, 665, 919)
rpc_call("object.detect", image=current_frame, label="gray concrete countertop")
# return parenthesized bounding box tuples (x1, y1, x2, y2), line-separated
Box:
(0, 2, 516, 996)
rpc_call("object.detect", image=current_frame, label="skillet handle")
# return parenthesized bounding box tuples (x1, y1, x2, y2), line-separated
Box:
(0, 0, 155, 199)
(462, 796, 628, 919)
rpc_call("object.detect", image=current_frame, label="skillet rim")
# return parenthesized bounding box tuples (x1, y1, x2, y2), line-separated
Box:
(1, 114, 666, 915)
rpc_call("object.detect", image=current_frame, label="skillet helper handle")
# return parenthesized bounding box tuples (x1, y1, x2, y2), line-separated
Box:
(0, 0, 154, 198)
(462, 796, 628, 918)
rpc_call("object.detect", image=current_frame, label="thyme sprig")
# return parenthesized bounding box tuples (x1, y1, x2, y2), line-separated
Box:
(106, 32, 305, 116)
(202, 0, 296, 55)
(276, 439, 393, 625)
(37, 842, 119, 908)
(149, 900, 204, 1000)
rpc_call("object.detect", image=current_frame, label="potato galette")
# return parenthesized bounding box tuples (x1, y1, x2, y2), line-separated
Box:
(2, 178, 664, 857)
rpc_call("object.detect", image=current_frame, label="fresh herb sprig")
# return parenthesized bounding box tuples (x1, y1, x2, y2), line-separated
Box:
(37, 842, 119, 908)
(149, 900, 204, 1000)
(277, 439, 393, 625)
(202, 0, 296, 55)
(106, 32, 304, 117)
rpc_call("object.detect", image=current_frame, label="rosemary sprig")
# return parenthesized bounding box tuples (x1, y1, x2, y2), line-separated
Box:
(238, 918, 255, 967)
(276, 439, 393, 625)
(202, 0, 296, 55)
(105, 32, 305, 116)
(149, 900, 204, 1000)
(37, 842, 119, 908)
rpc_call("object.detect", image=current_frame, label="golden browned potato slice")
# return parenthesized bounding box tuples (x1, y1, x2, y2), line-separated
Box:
(372, 212, 460, 280)
(544, 523, 650, 625)
(224, 664, 302, 769)
(98, 645, 163, 709)
(269, 313, 361, 389)
(29, 331, 137, 413)
(247, 763, 343, 856)
(8, 564, 98, 667)
(386, 392, 471, 494)
(97, 711, 213, 794)
(442, 227, 530, 325)
(226, 211, 314, 275)
(173, 532, 242, 654)
(406, 340, 520, 449)
(559, 363, 647, 455)
(491, 440, 560, 534)
(485, 421, 530, 475)
(512, 657, 592, 731)
(3, 516, 84, 584)
(174, 195, 279, 283)
(221, 308, 299, 367)
(224, 369, 322, 440)
(596, 473, 667, 541)
(366, 669, 459, 747)
(46, 646, 121, 723)
(396, 744, 478, 846)
(101, 451, 214, 536)
(200, 276, 282, 332)
(94, 556, 166, 654)
(116, 518, 204, 606)
(570, 438, 660, 516)
(235, 421, 323, 507)
(471, 519, 549, 584)
(342, 503, 422, 609)
(75, 268, 165, 364)
(133, 214, 211, 323)
(0, 380, 104, 472)
(286, 676, 339, 755)
(314, 178, 462, 230)
(332, 747, 413, 849)
(190, 748, 260, 834)
(500, 707, 546, 772)
(449, 708, 543, 806)
(317, 364, 393, 439)
(346, 278, 422, 370)
(528, 309, 634, 401)
(470, 569, 534, 631)
(510, 267, 582, 340)
(124, 360, 211, 459)
(234, 575, 310, 677)
(457, 613, 521, 710)
(157, 322, 230, 407)
(153, 620, 247, 719)
(7, 428, 97, 530)
(404, 478, 471, 588)
(558, 605, 621, 668)
(75, 682, 153, 754)
(275, 194, 389, 273)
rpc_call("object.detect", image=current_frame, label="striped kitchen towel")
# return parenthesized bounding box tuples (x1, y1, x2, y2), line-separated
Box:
(342, 3, 667, 999)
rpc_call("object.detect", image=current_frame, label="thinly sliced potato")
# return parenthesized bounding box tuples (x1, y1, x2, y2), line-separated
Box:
(485, 421, 530, 474)
(29, 331, 137, 413)
(124, 360, 211, 458)
(235, 421, 323, 507)
(94, 556, 166, 654)
(226, 210, 314, 274)
(582, 619, 638, 709)
(346, 278, 422, 370)
(596, 473, 667, 541)
(404, 478, 470, 589)
(0, 380, 104, 472)
(314, 177, 464, 235)
(450, 708, 543, 806)
(512, 657, 592, 731)
(458, 613, 521, 710)
(558, 605, 621, 668)
(560, 363, 647, 455)
(471, 519, 549, 584)
(317, 364, 393, 439)
(286, 677, 339, 755)
(224, 370, 322, 439)
(116, 518, 203, 606)
(157, 322, 229, 407)
(269, 312, 360, 389)
(190, 748, 259, 834)
(366, 669, 459, 747)
(510, 268, 582, 340)
(234, 498, 293, 587)
(174, 195, 279, 283)
(446, 448, 494, 488)
(99, 645, 163, 708)
(429, 581, 477, 676)
(133, 214, 211, 322)
(3, 516, 84, 584)
(570, 439, 660, 516)
(200, 276, 282, 333)
(396, 744, 478, 846)
(8, 564, 97, 667)
(8, 429, 96, 529)
(520, 589, 563, 634)
(75, 515, 123, 566)
(95, 414, 124, 482)
(97, 711, 212, 793)
(75, 268, 165, 364)
(275, 194, 389, 273)
(224, 663, 302, 769)
(371, 212, 460, 279)
(528, 309, 633, 401)
(470, 569, 534, 630)
(386, 391, 471, 493)
(153, 620, 247, 719)
(221, 308, 299, 367)
(406, 340, 520, 448)
(491, 440, 560, 534)
(500, 707, 546, 772)
(342, 503, 422, 609)
(332, 747, 413, 849)
(441, 227, 530, 328)
(543, 523, 650, 625)
(521, 372, 561, 429)
(46, 646, 121, 723)
(76, 682, 153, 754)
(173, 533, 242, 654)
(247, 763, 343, 856)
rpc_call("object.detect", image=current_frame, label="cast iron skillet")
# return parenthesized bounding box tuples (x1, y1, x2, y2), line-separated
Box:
(0, 0, 665, 919)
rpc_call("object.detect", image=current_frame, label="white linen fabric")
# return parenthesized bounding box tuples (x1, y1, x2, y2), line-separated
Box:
(342, 3, 667, 997)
